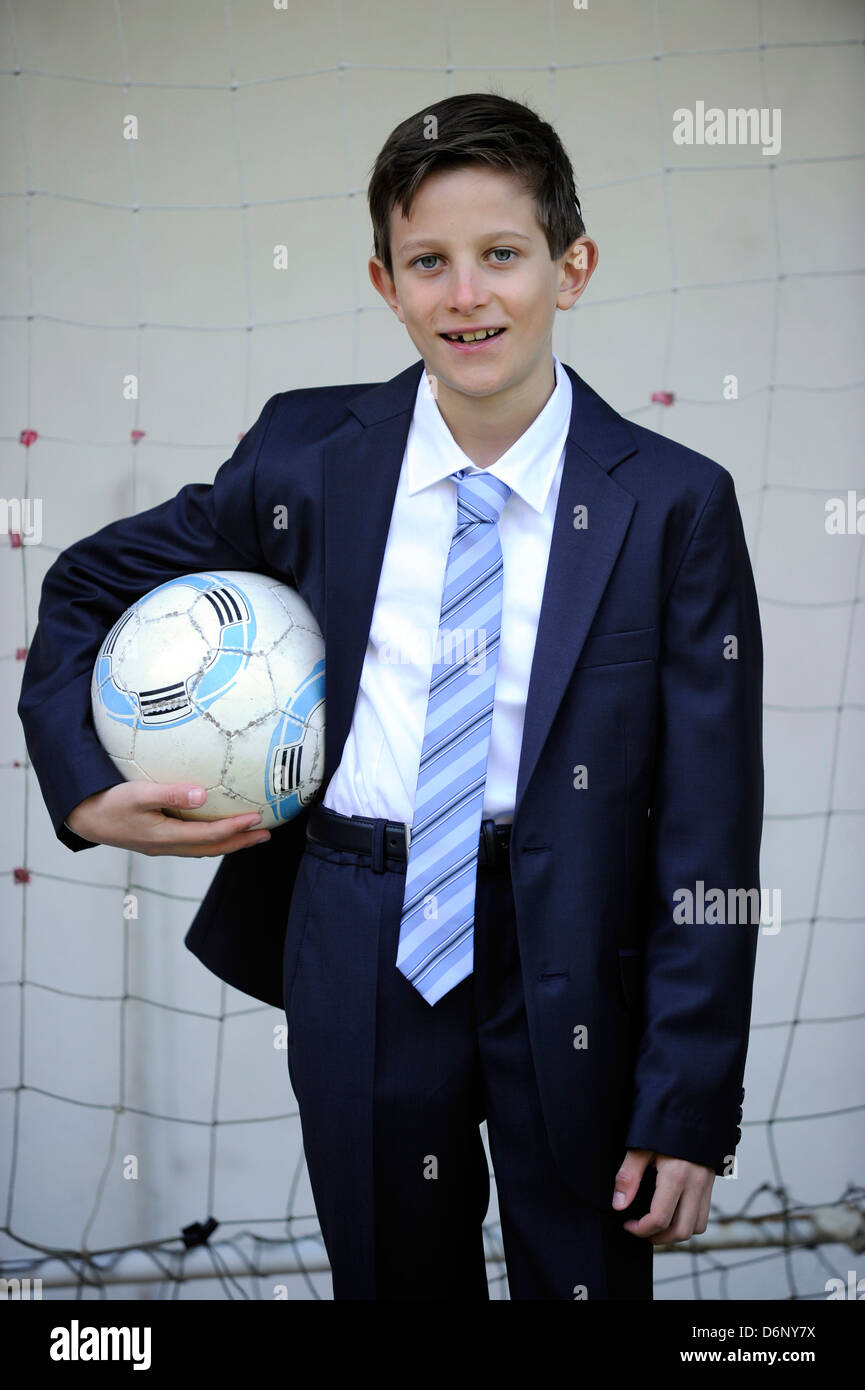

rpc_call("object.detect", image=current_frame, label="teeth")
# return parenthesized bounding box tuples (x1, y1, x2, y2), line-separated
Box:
(445, 328, 502, 342)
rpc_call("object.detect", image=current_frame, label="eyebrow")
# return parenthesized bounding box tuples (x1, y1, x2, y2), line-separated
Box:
(397, 229, 533, 255)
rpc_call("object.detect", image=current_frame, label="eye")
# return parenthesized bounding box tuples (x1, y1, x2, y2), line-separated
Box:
(409, 247, 519, 270)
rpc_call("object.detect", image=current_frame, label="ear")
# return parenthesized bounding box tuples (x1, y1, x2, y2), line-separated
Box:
(556, 236, 599, 312)
(368, 256, 404, 323)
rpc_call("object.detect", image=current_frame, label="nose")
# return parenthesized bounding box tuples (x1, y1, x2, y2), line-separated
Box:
(445, 262, 491, 315)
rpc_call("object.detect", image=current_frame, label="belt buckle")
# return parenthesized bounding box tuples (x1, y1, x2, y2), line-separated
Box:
(404, 822, 411, 855)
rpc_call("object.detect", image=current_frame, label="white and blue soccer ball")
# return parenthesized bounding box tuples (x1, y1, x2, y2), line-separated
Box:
(91, 571, 325, 830)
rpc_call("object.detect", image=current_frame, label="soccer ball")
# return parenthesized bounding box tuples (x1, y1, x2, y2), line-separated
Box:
(90, 571, 325, 830)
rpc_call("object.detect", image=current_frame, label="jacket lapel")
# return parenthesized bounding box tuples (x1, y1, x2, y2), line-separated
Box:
(321, 358, 639, 821)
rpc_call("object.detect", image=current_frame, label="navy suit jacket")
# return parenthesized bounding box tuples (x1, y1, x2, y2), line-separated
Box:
(17, 357, 763, 1207)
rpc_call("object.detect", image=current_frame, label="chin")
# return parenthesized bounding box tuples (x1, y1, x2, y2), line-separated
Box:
(442, 376, 512, 400)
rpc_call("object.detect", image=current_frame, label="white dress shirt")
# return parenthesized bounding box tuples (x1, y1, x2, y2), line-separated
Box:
(323, 352, 573, 827)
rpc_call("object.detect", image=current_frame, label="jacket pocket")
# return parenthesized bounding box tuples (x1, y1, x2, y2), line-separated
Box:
(576, 626, 657, 669)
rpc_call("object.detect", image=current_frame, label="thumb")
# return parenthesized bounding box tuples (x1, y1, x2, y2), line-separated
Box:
(138, 782, 207, 811)
(612, 1148, 653, 1210)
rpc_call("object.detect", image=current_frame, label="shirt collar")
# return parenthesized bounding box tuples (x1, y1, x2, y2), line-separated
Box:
(406, 352, 573, 514)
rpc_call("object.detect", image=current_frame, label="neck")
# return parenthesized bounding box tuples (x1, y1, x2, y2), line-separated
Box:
(431, 353, 556, 469)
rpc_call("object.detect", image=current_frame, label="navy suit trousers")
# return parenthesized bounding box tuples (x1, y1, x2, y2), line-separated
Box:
(283, 816, 654, 1301)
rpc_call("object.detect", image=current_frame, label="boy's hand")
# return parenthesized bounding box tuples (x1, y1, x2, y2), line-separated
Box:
(65, 783, 272, 857)
(612, 1148, 714, 1243)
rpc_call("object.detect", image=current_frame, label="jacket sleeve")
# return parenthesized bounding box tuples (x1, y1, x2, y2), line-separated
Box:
(17, 393, 283, 852)
(624, 465, 764, 1173)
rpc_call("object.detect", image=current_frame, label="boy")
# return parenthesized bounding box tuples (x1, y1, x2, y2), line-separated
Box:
(17, 92, 763, 1300)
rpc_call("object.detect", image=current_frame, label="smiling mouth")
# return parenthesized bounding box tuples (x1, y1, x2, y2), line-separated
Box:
(439, 327, 507, 346)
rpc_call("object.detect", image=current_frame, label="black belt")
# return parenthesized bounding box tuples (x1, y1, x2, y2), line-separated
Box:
(306, 804, 511, 870)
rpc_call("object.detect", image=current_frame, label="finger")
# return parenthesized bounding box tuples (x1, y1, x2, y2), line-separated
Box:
(223, 830, 272, 854)
(649, 1186, 703, 1245)
(152, 830, 272, 858)
(149, 809, 266, 844)
(623, 1200, 678, 1240)
(134, 782, 212, 813)
(695, 1185, 713, 1235)
(612, 1148, 652, 1211)
(622, 1165, 682, 1237)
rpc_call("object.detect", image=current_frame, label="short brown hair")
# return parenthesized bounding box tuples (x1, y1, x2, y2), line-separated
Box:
(367, 91, 586, 279)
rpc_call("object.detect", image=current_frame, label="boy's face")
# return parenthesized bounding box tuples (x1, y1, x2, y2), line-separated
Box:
(368, 165, 596, 406)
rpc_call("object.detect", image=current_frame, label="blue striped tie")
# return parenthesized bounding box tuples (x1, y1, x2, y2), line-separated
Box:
(396, 468, 512, 1005)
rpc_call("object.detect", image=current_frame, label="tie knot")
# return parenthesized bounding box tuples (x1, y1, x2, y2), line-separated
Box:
(453, 468, 512, 525)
